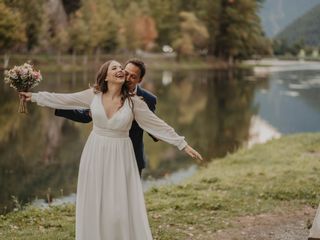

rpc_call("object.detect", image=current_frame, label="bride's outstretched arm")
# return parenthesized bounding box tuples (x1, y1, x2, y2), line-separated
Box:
(19, 88, 94, 110)
(132, 96, 203, 161)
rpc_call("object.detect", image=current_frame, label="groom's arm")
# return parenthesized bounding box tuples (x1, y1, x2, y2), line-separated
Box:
(147, 96, 159, 142)
(55, 109, 92, 123)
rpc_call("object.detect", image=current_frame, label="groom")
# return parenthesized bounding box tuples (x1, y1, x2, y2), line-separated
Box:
(55, 59, 158, 176)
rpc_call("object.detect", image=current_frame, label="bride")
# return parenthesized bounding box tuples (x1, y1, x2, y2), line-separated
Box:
(20, 60, 202, 240)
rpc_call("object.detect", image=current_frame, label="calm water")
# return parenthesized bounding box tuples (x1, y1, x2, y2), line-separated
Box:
(1, 63, 320, 212)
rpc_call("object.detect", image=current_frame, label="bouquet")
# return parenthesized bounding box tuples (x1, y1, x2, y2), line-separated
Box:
(4, 63, 42, 113)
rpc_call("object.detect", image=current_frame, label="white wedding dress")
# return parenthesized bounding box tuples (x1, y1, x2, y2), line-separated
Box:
(31, 89, 187, 240)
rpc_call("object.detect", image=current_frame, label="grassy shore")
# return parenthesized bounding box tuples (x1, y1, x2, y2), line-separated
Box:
(1, 133, 320, 239)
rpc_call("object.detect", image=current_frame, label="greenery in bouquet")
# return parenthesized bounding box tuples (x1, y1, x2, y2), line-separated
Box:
(4, 63, 42, 113)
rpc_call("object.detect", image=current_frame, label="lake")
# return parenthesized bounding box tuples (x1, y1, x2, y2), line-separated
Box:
(1, 61, 320, 212)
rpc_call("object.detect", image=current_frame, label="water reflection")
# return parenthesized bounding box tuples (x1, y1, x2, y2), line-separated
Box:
(143, 69, 259, 177)
(0, 71, 91, 213)
(0, 66, 310, 212)
(254, 70, 320, 133)
(247, 116, 281, 148)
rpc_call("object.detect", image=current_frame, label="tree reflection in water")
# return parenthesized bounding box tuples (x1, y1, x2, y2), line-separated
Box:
(0, 71, 91, 213)
(0, 69, 261, 213)
(143, 69, 260, 178)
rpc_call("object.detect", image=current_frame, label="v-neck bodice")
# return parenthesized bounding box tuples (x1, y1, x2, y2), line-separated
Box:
(91, 93, 133, 132)
(99, 93, 126, 121)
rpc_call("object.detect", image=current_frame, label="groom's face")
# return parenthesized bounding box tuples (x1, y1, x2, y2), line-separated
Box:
(125, 63, 142, 91)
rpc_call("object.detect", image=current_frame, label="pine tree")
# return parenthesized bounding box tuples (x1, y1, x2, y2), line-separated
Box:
(215, 0, 268, 63)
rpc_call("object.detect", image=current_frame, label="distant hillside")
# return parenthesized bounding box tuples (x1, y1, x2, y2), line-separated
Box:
(275, 3, 320, 47)
(259, 0, 319, 37)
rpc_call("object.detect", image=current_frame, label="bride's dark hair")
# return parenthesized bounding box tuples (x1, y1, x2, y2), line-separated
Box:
(93, 60, 134, 111)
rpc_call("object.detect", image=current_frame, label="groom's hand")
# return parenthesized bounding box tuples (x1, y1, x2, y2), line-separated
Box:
(19, 92, 32, 102)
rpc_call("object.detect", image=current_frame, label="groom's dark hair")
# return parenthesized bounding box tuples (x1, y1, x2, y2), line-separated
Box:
(125, 59, 146, 79)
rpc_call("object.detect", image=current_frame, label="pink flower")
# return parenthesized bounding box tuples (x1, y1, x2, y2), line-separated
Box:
(33, 72, 39, 79)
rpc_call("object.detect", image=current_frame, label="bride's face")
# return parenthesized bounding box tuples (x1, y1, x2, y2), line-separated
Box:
(106, 61, 125, 84)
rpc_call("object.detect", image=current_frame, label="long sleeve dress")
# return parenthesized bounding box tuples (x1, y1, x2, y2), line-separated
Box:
(31, 88, 187, 240)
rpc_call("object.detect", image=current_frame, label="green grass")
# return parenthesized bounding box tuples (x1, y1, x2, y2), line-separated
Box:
(1, 133, 320, 239)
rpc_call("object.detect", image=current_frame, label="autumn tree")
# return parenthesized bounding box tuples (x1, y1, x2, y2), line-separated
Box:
(75, 0, 119, 54)
(147, 0, 181, 46)
(0, 2, 26, 52)
(0, 0, 269, 60)
(118, 1, 158, 51)
(134, 15, 158, 51)
(68, 11, 90, 54)
(3, 0, 44, 51)
(172, 11, 209, 58)
(118, 2, 141, 51)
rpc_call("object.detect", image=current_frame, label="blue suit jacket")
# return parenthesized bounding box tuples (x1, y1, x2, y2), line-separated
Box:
(54, 86, 158, 172)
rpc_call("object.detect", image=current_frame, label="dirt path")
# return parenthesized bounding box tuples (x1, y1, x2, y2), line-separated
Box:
(211, 206, 316, 240)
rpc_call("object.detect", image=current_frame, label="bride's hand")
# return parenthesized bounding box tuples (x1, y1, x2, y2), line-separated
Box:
(19, 92, 32, 102)
(183, 145, 203, 162)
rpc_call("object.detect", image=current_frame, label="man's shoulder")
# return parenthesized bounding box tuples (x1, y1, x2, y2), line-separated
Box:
(137, 86, 157, 103)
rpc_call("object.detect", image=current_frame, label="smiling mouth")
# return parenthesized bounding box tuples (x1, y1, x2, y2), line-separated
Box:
(115, 72, 124, 78)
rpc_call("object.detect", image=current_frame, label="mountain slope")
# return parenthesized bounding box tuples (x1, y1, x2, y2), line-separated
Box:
(275, 3, 320, 47)
(259, 0, 320, 37)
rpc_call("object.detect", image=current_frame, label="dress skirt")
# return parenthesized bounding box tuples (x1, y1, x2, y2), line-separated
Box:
(75, 128, 153, 240)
